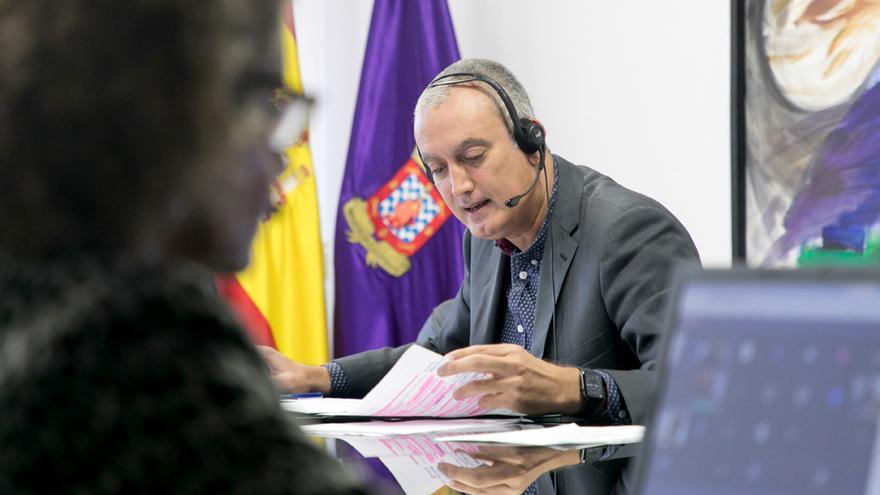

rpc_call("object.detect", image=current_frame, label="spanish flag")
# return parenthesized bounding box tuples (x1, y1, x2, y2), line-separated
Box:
(217, 4, 328, 365)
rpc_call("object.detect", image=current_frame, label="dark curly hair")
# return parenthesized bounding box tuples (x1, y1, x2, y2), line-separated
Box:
(0, 0, 278, 261)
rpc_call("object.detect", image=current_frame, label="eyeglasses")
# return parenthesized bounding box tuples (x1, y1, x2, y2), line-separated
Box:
(266, 87, 314, 154)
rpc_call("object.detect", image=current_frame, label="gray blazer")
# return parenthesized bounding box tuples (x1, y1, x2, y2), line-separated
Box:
(336, 155, 700, 425)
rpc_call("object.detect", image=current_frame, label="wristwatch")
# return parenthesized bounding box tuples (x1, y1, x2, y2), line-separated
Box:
(578, 368, 607, 417)
(579, 445, 612, 464)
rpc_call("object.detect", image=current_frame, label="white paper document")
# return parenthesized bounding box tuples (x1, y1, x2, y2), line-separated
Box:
(436, 423, 645, 447)
(281, 398, 360, 415)
(281, 345, 520, 417)
(300, 418, 523, 437)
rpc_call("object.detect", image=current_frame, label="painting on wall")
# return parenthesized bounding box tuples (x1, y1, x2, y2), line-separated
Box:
(733, 0, 880, 267)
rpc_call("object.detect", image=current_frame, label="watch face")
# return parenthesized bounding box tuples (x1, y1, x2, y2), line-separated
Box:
(585, 373, 605, 400)
(580, 370, 606, 417)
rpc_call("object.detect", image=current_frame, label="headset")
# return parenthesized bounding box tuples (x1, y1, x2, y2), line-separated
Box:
(417, 72, 559, 365)
(419, 73, 546, 208)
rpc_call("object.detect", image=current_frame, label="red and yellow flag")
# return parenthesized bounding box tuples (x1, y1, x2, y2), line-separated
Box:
(218, 4, 328, 365)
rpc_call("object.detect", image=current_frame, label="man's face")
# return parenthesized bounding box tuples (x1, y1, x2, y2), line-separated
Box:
(415, 86, 541, 242)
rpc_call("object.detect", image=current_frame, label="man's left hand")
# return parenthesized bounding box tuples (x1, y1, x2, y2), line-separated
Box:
(437, 343, 582, 415)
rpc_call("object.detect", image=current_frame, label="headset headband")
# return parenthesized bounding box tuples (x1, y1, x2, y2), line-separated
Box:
(428, 72, 542, 154)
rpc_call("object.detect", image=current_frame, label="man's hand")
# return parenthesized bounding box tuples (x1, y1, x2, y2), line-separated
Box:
(256, 346, 331, 394)
(437, 343, 582, 415)
(439, 445, 580, 495)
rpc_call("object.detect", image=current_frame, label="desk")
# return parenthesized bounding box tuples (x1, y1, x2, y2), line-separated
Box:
(295, 416, 641, 495)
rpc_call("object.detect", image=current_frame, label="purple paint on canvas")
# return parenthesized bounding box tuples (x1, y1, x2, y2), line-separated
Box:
(333, 0, 464, 358)
(769, 82, 880, 259)
(762, 105, 848, 166)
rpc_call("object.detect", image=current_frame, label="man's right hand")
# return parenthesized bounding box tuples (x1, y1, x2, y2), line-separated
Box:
(439, 445, 580, 495)
(256, 346, 331, 394)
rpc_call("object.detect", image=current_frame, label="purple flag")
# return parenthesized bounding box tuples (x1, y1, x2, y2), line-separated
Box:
(333, 0, 464, 357)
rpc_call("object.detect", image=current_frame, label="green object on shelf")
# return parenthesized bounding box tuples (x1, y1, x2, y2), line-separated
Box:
(796, 231, 880, 267)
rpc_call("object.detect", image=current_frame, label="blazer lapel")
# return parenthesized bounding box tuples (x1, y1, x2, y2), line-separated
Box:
(470, 241, 507, 345)
(531, 156, 581, 359)
(531, 223, 577, 358)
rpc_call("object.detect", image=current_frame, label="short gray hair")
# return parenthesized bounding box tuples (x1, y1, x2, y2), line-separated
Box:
(414, 59, 535, 138)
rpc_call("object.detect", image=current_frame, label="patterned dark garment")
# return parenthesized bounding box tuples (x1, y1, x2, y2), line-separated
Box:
(496, 161, 630, 425)
(0, 254, 368, 495)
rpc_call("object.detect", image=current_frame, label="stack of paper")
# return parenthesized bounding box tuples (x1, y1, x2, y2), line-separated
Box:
(300, 418, 524, 437)
(436, 423, 645, 447)
(282, 345, 520, 417)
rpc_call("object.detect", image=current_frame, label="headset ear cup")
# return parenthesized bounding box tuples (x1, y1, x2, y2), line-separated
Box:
(517, 119, 544, 154)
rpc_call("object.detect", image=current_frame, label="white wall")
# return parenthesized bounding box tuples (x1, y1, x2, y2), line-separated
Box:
(293, 0, 732, 327)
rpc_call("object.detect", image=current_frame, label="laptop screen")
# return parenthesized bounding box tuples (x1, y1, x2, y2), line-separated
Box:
(638, 272, 880, 495)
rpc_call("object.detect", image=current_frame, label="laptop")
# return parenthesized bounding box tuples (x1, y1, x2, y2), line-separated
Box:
(634, 269, 880, 495)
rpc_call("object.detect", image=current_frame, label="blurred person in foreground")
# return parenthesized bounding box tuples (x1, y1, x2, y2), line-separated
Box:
(0, 1, 366, 493)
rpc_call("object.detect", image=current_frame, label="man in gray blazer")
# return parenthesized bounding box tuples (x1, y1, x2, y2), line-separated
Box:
(260, 58, 699, 427)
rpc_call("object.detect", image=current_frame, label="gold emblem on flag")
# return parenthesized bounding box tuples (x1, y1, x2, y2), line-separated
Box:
(344, 149, 452, 277)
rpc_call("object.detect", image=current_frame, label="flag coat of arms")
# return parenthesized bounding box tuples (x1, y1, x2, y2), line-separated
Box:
(343, 152, 453, 277)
